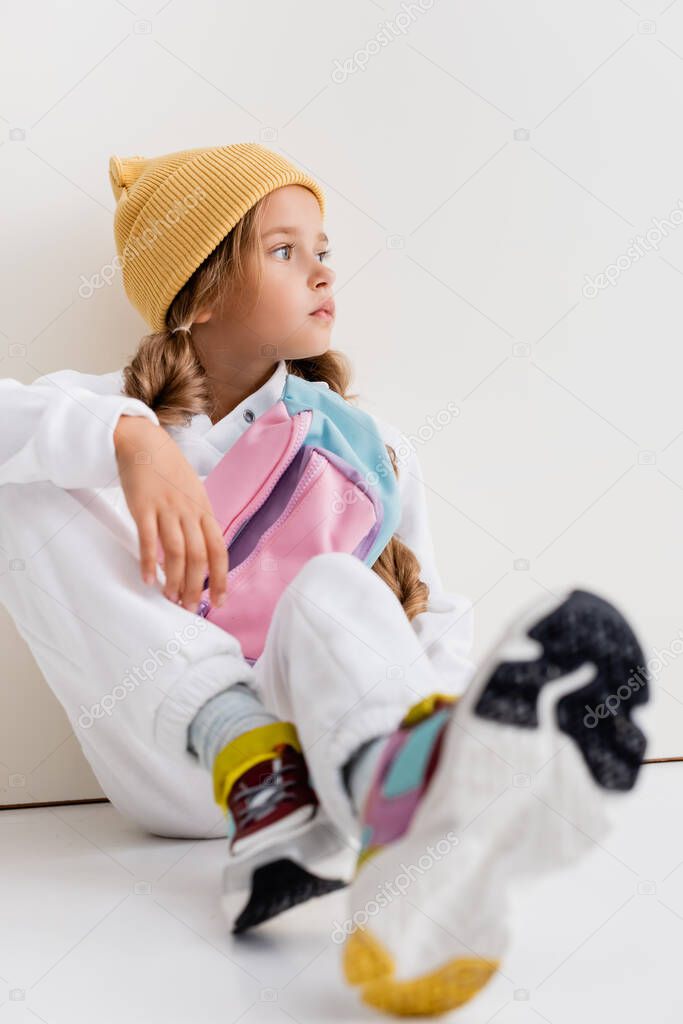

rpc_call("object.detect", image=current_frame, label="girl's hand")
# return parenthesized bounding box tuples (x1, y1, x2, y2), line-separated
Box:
(114, 415, 227, 613)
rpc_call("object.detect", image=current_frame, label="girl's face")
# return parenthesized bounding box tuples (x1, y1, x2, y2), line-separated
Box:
(195, 184, 336, 364)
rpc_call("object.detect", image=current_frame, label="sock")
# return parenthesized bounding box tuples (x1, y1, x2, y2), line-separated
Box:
(342, 735, 392, 815)
(187, 681, 279, 773)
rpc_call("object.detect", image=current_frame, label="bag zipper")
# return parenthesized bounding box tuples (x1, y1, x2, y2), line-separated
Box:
(224, 408, 310, 548)
(199, 449, 326, 617)
(229, 449, 326, 581)
(199, 408, 311, 596)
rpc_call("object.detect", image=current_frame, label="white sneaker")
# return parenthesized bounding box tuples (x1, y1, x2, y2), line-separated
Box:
(340, 587, 650, 1016)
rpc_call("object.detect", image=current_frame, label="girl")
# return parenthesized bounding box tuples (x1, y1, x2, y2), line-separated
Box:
(0, 142, 650, 1019)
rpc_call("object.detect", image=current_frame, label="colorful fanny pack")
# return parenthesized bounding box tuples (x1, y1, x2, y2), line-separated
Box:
(194, 371, 402, 664)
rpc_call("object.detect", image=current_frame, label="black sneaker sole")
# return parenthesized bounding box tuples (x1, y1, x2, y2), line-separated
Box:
(232, 858, 347, 934)
(473, 588, 649, 790)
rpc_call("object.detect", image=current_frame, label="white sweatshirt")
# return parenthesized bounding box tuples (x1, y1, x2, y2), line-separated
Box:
(0, 359, 475, 831)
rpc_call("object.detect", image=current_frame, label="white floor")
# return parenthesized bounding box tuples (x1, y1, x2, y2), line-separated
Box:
(0, 762, 681, 1023)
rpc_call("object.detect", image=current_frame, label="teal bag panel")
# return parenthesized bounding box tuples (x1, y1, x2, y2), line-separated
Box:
(281, 373, 401, 567)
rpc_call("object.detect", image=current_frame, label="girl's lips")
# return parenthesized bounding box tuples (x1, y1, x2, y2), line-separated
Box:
(310, 309, 334, 320)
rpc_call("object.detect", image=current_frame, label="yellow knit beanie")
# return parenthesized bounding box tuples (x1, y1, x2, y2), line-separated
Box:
(108, 142, 326, 332)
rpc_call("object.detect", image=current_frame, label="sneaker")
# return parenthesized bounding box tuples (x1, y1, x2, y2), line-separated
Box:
(221, 744, 349, 933)
(341, 587, 650, 1017)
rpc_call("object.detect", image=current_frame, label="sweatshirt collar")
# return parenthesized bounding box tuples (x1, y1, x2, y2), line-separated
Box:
(191, 358, 288, 450)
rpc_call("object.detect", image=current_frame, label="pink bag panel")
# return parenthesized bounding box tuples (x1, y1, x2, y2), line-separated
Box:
(202, 448, 377, 662)
(155, 396, 381, 664)
(154, 401, 311, 567)
(203, 401, 312, 542)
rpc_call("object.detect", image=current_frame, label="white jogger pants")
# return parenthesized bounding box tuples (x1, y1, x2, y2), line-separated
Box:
(0, 480, 471, 840)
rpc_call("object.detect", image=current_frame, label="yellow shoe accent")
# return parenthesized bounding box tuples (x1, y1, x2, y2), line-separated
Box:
(343, 927, 499, 1017)
(212, 721, 301, 813)
(356, 843, 383, 872)
(343, 924, 394, 985)
(400, 693, 460, 729)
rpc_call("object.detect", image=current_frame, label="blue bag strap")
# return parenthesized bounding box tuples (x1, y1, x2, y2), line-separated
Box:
(280, 372, 401, 567)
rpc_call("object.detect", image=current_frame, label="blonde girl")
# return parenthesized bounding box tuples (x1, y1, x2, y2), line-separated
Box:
(0, 143, 649, 1018)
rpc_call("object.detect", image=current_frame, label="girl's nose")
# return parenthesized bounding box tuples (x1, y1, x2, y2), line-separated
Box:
(316, 261, 335, 284)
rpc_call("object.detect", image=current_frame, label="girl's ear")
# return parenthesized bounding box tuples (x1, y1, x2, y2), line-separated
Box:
(193, 308, 213, 324)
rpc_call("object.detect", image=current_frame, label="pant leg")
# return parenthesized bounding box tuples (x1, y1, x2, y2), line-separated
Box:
(0, 480, 258, 839)
(252, 551, 451, 844)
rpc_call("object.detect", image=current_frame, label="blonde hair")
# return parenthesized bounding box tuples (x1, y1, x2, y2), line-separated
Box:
(121, 197, 430, 621)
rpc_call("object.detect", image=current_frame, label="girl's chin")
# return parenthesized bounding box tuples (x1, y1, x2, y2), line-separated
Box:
(288, 336, 332, 361)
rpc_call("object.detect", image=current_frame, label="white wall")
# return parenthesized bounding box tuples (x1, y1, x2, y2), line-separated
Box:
(1, 0, 680, 803)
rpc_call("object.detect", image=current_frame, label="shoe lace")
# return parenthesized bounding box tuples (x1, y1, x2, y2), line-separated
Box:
(231, 758, 302, 829)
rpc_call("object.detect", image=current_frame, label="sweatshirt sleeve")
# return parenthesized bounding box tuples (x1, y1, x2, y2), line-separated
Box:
(0, 369, 160, 490)
(373, 415, 476, 695)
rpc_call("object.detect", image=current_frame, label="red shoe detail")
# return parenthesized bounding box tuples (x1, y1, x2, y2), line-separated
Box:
(227, 744, 318, 851)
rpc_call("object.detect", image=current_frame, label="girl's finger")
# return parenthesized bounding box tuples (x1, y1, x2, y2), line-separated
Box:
(137, 511, 159, 586)
(202, 513, 228, 607)
(157, 508, 186, 603)
(179, 516, 209, 614)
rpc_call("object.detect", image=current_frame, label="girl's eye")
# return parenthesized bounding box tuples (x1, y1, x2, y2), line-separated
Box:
(273, 243, 293, 260)
(271, 243, 334, 263)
